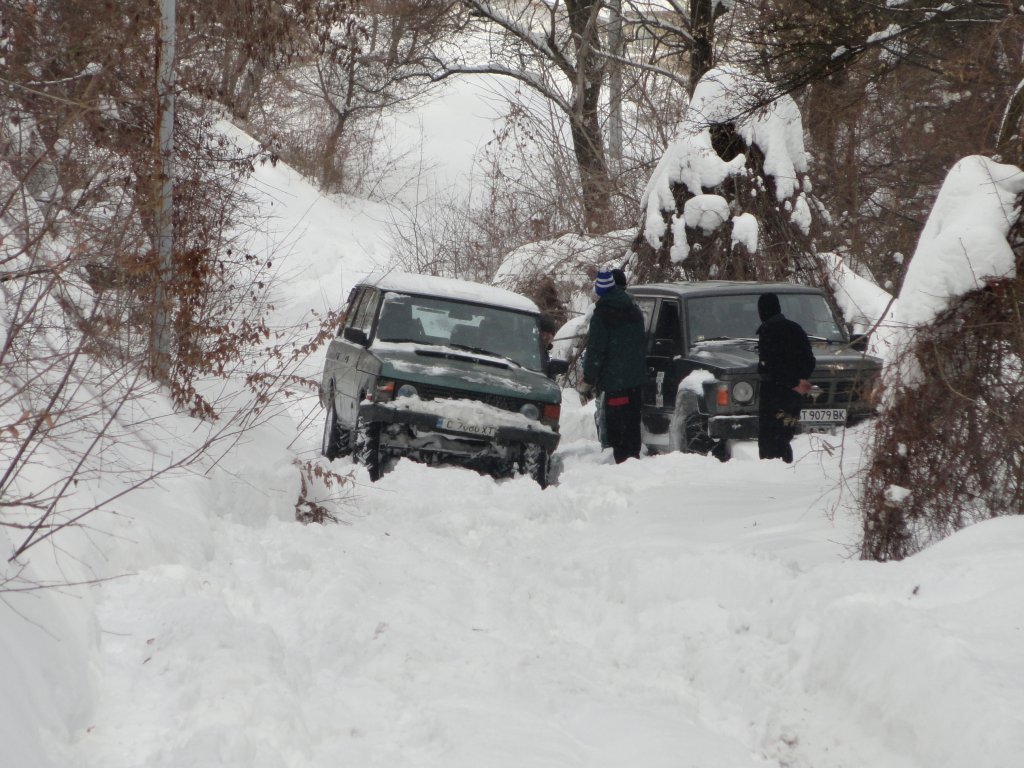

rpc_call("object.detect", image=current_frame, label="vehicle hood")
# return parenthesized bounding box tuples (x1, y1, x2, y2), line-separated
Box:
(374, 345, 561, 403)
(689, 341, 761, 373)
(688, 340, 882, 375)
(809, 344, 884, 375)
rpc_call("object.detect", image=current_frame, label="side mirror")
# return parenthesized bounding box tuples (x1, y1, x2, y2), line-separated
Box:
(343, 326, 369, 347)
(850, 333, 869, 352)
(547, 358, 569, 376)
(652, 338, 676, 356)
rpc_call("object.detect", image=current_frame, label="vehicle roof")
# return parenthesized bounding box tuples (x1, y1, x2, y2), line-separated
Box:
(359, 271, 539, 314)
(629, 280, 825, 299)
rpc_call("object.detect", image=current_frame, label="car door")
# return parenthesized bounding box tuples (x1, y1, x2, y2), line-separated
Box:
(325, 287, 377, 429)
(339, 287, 382, 425)
(646, 298, 685, 413)
(323, 288, 362, 425)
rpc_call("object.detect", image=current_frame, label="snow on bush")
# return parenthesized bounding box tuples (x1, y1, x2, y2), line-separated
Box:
(889, 155, 1024, 387)
(639, 66, 809, 266)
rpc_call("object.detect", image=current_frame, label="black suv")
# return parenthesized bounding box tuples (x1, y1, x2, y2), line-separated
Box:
(628, 281, 882, 458)
(319, 272, 562, 486)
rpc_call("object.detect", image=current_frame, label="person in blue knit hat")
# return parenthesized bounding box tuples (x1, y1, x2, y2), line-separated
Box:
(580, 266, 646, 463)
(593, 269, 616, 296)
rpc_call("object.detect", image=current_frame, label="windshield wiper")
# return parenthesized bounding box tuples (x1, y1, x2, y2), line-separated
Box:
(450, 343, 500, 357)
(695, 336, 758, 343)
(807, 335, 844, 344)
(439, 344, 517, 368)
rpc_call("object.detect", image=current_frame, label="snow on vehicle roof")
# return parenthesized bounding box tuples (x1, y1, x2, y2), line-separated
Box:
(631, 280, 821, 296)
(361, 271, 539, 313)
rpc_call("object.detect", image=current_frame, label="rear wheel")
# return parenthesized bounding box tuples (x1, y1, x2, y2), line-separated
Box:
(519, 444, 550, 489)
(354, 420, 385, 481)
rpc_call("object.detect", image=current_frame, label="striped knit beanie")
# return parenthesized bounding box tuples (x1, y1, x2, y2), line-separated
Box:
(594, 269, 615, 296)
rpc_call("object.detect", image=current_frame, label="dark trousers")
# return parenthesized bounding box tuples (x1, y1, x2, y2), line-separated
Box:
(758, 384, 802, 463)
(604, 386, 642, 464)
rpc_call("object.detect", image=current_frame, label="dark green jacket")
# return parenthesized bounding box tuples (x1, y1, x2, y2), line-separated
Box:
(583, 287, 647, 392)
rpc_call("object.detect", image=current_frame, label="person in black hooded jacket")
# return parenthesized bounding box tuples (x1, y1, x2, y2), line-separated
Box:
(756, 292, 815, 463)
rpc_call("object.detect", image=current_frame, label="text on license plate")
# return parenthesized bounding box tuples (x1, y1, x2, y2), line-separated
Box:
(800, 407, 847, 423)
(437, 417, 497, 437)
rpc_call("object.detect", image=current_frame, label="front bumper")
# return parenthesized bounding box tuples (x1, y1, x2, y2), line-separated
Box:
(708, 414, 759, 440)
(359, 402, 561, 452)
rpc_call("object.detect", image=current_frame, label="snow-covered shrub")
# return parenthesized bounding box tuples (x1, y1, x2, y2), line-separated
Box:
(631, 66, 826, 288)
(859, 156, 1024, 560)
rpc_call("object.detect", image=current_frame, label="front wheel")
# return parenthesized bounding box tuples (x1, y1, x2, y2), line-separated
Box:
(671, 391, 727, 460)
(518, 444, 550, 489)
(354, 420, 385, 481)
(321, 388, 350, 460)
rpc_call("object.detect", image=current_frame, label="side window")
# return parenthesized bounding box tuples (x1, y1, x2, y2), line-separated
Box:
(635, 297, 656, 335)
(342, 288, 364, 334)
(356, 289, 381, 336)
(652, 300, 682, 356)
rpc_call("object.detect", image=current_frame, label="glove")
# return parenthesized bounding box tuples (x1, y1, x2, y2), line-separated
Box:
(578, 380, 594, 403)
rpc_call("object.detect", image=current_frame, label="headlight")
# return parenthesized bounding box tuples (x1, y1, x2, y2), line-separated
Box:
(519, 403, 540, 420)
(732, 381, 754, 403)
(397, 383, 418, 399)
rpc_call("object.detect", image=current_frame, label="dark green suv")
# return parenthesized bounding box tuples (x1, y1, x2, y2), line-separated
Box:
(319, 272, 562, 486)
(628, 281, 882, 458)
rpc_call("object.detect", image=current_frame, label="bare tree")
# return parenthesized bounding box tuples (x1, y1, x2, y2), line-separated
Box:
(245, 0, 455, 194)
(0, 0, 344, 577)
(427, 1, 616, 232)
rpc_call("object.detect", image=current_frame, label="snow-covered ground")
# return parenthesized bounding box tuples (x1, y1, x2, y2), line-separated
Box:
(11, 401, 1024, 768)
(3, 81, 1024, 768)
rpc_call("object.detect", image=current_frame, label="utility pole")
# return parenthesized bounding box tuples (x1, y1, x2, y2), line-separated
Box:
(608, 0, 623, 168)
(151, 0, 176, 382)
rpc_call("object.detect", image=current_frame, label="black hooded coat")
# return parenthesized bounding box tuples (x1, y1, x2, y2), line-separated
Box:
(755, 293, 815, 461)
(756, 294, 815, 389)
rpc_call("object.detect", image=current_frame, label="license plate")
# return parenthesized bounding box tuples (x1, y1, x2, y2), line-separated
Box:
(436, 417, 497, 437)
(800, 407, 847, 424)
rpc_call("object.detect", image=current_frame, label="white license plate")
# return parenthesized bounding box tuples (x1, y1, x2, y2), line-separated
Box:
(436, 417, 497, 437)
(800, 407, 847, 424)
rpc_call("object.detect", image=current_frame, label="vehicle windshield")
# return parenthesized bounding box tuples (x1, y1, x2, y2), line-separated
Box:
(375, 292, 543, 370)
(687, 292, 846, 344)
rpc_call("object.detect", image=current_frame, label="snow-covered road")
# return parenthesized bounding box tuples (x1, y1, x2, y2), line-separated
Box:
(52, 407, 1022, 768)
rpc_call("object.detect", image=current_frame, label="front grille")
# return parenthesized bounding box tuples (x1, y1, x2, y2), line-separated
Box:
(804, 374, 876, 407)
(413, 382, 526, 413)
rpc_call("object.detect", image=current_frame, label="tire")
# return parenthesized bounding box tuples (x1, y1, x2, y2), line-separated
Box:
(671, 391, 716, 456)
(321, 387, 349, 460)
(354, 419, 385, 481)
(491, 454, 518, 480)
(519, 444, 550, 489)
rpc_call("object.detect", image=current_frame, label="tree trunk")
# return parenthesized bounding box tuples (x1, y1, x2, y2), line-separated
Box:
(607, 0, 623, 168)
(321, 109, 348, 191)
(689, 0, 716, 95)
(570, 105, 612, 233)
(567, 0, 612, 232)
(996, 76, 1024, 165)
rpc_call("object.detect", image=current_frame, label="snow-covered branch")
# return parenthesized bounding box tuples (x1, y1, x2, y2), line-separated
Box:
(426, 61, 572, 113)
